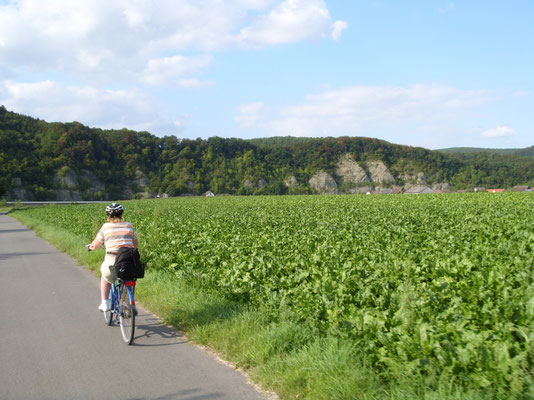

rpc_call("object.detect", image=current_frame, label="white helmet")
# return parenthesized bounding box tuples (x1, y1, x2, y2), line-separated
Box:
(105, 203, 124, 217)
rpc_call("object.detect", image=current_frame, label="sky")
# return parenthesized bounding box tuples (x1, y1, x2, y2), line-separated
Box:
(0, 0, 532, 150)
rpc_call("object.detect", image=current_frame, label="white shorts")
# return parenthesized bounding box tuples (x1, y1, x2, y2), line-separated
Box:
(100, 254, 117, 283)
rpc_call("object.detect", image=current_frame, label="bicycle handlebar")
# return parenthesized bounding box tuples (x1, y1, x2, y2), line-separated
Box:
(86, 244, 106, 251)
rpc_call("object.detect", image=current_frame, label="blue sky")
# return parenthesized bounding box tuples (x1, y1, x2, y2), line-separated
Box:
(0, 0, 532, 149)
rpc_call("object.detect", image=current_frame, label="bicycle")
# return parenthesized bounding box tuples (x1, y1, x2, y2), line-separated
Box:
(104, 278, 138, 345)
(86, 244, 138, 345)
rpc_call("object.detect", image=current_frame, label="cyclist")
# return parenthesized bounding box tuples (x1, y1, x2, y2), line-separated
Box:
(87, 203, 138, 312)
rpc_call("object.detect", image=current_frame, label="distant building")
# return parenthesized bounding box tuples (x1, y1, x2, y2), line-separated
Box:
(513, 185, 532, 192)
(404, 186, 436, 194)
(488, 189, 506, 193)
(474, 187, 486, 192)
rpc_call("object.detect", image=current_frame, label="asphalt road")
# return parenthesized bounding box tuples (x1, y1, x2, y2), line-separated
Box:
(0, 214, 270, 400)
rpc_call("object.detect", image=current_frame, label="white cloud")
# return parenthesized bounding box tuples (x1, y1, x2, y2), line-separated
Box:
(439, 3, 455, 13)
(141, 55, 213, 86)
(0, 0, 345, 135)
(331, 20, 348, 41)
(0, 79, 183, 134)
(176, 79, 214, 88)
(235, 101, 265, 128)
(236, 85, 499, 138)
(0, 0, 345, 81)
(237, 101, 265, 114)
(236, 0, 347, 46)
(481, 125, 515, 138)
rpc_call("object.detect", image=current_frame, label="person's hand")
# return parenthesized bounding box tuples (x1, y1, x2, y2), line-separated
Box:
(85, 244, 92, 251)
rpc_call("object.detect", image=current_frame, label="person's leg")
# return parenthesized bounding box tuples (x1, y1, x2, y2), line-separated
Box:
(98, 254, 115, 311)
(101, 277, 111, 300)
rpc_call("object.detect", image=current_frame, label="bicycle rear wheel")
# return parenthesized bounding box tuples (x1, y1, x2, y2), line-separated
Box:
(119, 285, 135, 344)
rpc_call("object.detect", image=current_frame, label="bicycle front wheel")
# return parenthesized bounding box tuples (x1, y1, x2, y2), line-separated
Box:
(104, 287, 113, 326)
(104, 308, 113, 325)
(119, 285, 135, 344)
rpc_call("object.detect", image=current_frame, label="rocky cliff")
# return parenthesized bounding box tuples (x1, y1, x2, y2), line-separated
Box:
(366, 161, 395, 184)
(309, 172, 339, 194)
(8, 167, 151, 201)
(284, 176, 299, 188)
(306, 154, 451, 195)
(335, 154, 370, 184)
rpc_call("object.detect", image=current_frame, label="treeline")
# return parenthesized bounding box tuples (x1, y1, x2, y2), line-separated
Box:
(439, 146, 534, 158)
(1, 106, 533, 200)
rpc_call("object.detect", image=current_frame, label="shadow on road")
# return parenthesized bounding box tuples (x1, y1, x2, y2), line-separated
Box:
(0, 228, 31, 234)
(0, 251, 55, 261)
(133, 315, 188, 347)
(127, 388, 224, 400)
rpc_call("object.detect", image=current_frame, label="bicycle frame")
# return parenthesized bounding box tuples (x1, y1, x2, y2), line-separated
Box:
(110, 279, 136, 315)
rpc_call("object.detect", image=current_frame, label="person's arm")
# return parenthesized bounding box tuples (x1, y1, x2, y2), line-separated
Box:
(89, 227, 105, 250)
(132, 225, 138, 248)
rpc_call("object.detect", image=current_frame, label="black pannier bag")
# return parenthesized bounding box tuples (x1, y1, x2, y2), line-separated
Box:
(112, 247, 145, 280)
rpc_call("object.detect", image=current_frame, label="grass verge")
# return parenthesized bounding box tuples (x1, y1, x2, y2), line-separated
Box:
(10, 211, 503, 400)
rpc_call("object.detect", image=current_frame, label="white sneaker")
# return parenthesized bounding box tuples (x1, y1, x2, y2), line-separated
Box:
(98, 300, 110, 312)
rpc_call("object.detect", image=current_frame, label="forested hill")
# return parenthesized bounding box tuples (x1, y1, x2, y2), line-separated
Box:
(1, 106, 533, 201)
(438, 146, 534, 158)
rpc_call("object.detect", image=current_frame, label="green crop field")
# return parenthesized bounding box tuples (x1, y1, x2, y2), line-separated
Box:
(13, 193, 534, 397)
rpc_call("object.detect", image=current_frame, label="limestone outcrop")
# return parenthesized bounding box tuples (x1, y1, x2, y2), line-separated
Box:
(243, 177, 268, 190)
(284, 176, 299, 188)
(432, 182, 451, 192)
(257, 178, 267, 189)
(309, 171, 338, 194)
(335, 154, 370, 184)
(54, 168, 78, 189)
(399, 172, 427, 185)
(366, 161, 395, 184)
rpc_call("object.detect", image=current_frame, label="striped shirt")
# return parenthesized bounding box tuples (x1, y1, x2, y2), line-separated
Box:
(90, 221, 138, 254)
